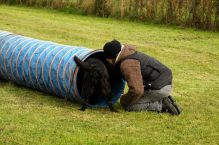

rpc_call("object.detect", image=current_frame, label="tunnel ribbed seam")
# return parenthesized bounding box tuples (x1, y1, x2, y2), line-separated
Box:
(15, 41, 38, 81)
(0, 34, 17, 77)
(9, 38, 32, 81)
(35, 44, 55, 90)
(56, 48, 75, 96)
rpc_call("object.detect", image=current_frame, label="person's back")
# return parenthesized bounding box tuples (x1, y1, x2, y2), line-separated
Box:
(116, 49, 172, 90)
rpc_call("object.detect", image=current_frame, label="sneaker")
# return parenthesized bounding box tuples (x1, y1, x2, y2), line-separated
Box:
(162, 96, 182, 115)
(169, 96, 183, 114)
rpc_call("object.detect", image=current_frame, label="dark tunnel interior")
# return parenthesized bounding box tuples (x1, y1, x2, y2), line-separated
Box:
(76, 51, 123, 105)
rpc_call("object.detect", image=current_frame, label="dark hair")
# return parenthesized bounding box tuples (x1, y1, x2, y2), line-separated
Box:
(103, 39, 121, 59)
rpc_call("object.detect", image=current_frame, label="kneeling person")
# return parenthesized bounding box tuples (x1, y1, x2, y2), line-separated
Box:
(103, 40, 182, 115)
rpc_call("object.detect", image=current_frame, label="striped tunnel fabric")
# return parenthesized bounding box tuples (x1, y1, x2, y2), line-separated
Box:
(0, 30, 125, 107)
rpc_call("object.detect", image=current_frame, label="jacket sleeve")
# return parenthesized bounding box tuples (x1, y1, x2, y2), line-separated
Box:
(119, 59, 144, 108)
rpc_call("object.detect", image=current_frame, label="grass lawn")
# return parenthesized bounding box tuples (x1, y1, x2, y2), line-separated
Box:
(0, 5, 218, 145)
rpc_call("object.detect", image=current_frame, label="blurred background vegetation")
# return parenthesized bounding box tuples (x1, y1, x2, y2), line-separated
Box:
(0, 0, 218, 31)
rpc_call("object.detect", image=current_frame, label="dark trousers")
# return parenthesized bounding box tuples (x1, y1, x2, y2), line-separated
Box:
(127, 85, 172, 112)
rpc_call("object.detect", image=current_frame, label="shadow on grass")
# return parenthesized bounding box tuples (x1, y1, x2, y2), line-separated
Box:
(0, 80, 123, 112)
(0, 79, 9, 87)
(1, 80, 79, 108)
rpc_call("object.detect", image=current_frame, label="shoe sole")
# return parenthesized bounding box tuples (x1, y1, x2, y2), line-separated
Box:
(163, 98, 179, 115)
(168, 96, 182, 114)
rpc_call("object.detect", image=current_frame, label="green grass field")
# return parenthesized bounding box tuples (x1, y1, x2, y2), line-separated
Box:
(0, 5, 218, 145)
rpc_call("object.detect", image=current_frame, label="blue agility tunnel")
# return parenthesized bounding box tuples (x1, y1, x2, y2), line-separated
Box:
(0, 30, 125, 107)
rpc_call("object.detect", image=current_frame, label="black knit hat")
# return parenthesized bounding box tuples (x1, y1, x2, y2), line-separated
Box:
(103, 40, 121, 59)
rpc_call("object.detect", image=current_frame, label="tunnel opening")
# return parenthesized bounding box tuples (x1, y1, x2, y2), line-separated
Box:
(75, 50, 125, 107)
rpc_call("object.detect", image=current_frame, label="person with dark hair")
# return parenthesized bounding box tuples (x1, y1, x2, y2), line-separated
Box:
(103, 40, 182, 115)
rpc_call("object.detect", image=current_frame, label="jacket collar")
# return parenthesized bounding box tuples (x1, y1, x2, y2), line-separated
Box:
(115, 44, 136, 65)
(115, 45, 124, 63)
